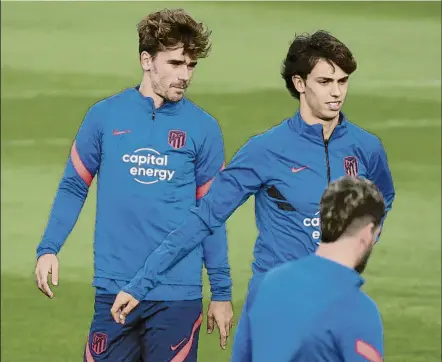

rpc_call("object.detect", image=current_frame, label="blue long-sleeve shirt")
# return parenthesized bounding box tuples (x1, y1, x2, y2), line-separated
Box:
(36, 86, 232, 301)
(246, 255, 384, 362)
(123, 111, 395, 301)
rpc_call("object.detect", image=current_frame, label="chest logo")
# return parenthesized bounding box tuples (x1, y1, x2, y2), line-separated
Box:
(122, 148, 175, 184)
(168, 130, 186, 149)
(113, 129, 131, 136)
(291, 166, 308, 173)
(344, 156, 359, 177)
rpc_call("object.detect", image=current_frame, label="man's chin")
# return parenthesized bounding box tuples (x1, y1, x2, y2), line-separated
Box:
(167, 90, 186, 102)
(320, 109, 341, 122)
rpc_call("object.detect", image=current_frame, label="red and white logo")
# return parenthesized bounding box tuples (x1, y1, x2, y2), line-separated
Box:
(168, 130, 186, 149)
(91, 332, 108, 355)
(344, 156, 359, 177)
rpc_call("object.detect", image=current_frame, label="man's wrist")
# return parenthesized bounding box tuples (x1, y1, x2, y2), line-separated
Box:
(36, 248, 57, 260)
(211, 292, 232, 302)
(122, 282, 144, 302)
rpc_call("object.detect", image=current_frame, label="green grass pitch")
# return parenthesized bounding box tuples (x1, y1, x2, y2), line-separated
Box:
(1, 1, 441, 361)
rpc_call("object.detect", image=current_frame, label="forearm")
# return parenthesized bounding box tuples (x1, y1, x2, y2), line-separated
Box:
(204, 224, 232, 301)
(37, 173, 88, 258)
(207, 267, 232, 301)
(123, 209, 213, 300)
(124, 143, 265, 300)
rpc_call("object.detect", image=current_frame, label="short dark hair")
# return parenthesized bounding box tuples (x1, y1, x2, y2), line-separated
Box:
(137, 8, 212, 59)
(281, 30, 357, 99)
(320, 176, 386, 243)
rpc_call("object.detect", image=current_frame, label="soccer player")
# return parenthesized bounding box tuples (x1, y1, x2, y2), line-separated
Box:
(110, 30, 396, 361)
(246, 176, 386, 362)
(34, 8, 233, 362)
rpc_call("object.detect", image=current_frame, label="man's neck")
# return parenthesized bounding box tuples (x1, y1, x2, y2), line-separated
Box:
(315, 238, 358, 270)
(299, 103, 339, 140)
(139, 77, 165, 109)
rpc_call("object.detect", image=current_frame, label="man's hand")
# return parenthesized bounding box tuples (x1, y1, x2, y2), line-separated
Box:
(110, 291, 140, 325)
(35, 254, 59, 298)
(207, 301, 234, 350)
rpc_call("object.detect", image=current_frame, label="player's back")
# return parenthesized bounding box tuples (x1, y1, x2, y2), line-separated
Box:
(248, 255, 383, 362)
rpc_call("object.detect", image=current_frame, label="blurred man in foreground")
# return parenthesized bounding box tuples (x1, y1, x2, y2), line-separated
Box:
(247, 176, 386, 362)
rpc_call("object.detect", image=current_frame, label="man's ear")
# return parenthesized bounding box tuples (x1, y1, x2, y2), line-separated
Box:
(292, 75, 306, 95)
(360, 222, 376, 247)
(140, 51, 153, 71)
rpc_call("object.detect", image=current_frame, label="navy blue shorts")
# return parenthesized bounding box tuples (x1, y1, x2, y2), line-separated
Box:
(84, 294, 203, 362)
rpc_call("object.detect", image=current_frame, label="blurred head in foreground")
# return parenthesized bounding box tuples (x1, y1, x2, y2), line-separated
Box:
(316, 176, 386, 274)
(137, 9, 212, 104)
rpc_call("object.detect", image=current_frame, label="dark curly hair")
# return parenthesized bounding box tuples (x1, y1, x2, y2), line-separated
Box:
(281, 30, 357, 99)
(137, 8, 212, 60)
(320, 176, 386, 244)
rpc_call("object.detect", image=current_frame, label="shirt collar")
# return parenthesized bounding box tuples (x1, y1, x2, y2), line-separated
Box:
(130, 85, 185, 115)
(313, 254, 365, 288)
(288, 110, 348, 144)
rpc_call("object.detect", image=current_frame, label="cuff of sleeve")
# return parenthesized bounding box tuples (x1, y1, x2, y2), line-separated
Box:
(210, 285, 232, 301)
(36, 247, 58, 260)
(211, 293, 232, 302)
(122, 282, 145, 302)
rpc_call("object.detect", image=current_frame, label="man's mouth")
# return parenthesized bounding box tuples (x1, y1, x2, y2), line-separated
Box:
(326, 101, 341, 110)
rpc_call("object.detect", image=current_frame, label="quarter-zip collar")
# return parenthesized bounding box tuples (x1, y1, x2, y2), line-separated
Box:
(129, 85, 185, 116)
(288, 110, 348, 145)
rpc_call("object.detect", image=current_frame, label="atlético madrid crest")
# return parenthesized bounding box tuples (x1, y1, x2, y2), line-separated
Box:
(168, 130, 187, 149)
(92, 332, 108, 355)
(344, 156, 359, 177)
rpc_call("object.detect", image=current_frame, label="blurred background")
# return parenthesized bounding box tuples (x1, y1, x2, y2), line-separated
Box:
(1, 1, 441, 361)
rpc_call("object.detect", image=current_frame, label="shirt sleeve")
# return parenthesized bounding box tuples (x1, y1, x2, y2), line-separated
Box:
(337, 295, 384, 362)
(195, 120, 232, 301)
(123, 135, 269, 301)
(36, 104, 103, 259)
(368, 138, 395, 241)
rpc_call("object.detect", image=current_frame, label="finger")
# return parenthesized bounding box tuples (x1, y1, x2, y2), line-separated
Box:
(110, 298, 126, 323)
(119, 299, 137, 325)
(51, 262, 59, 286)
(39, 270, 53, 298)
(218, 322, 227, 350)
(207, 314, 214, 334)
(225, 322, 231, 337)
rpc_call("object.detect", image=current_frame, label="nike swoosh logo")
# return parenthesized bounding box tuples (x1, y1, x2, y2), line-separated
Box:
(291, 166, 308, 173)
(170, 338, 187, 351)
(113, 129, 131, 136)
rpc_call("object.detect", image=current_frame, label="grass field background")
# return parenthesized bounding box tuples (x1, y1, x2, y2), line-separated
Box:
(1, 1, 441, 361)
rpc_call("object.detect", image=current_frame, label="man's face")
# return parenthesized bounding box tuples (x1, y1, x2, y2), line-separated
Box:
(143, 47, 197, 102)
(294, 59, 350, 121)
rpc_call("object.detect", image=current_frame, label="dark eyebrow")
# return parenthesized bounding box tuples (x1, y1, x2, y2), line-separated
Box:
(316, 76, 349, 82)
(167, 59, 198, 67)
(167, 59, 186, 65)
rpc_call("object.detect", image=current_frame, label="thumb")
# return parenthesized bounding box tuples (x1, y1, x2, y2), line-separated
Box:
(207, 313, 214, 334)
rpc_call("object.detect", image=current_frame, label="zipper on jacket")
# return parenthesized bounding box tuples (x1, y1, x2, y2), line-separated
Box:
(324, 138, 331, 184)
